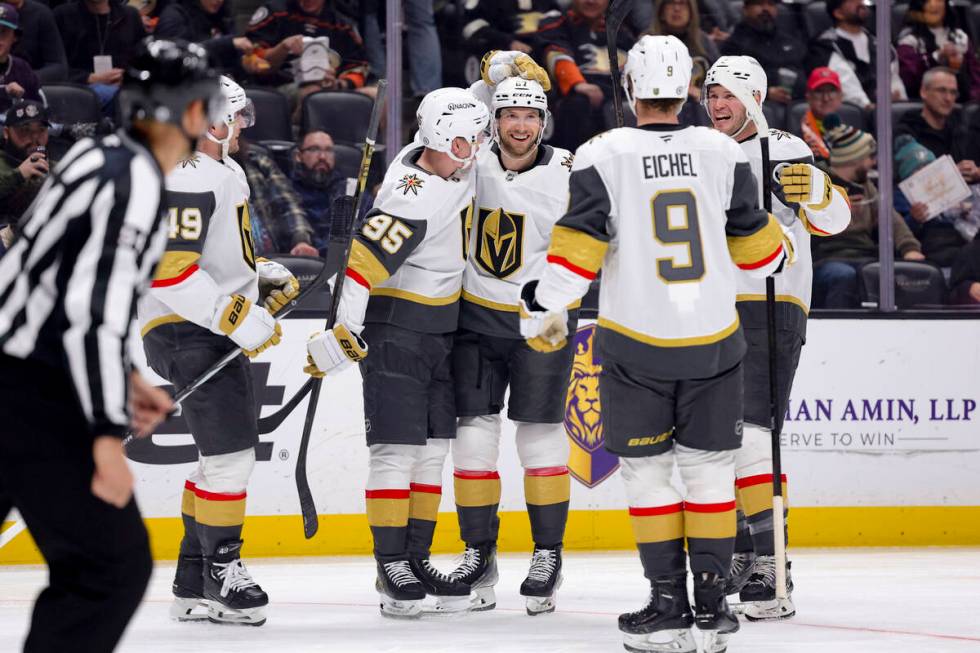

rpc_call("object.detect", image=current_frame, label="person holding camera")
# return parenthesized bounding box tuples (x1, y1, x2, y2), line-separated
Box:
(0, 99, 51, 232)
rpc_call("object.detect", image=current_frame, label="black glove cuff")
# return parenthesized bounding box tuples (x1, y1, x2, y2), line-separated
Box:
(520, 280, 548, 312)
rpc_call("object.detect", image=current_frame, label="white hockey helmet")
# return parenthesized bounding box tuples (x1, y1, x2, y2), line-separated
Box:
(622, 35, 693, 115)
(491, 76, 550, 145)
(416, 87, 490, 164)
(703, 55, 768, 105)
(207, 75, 255, 158)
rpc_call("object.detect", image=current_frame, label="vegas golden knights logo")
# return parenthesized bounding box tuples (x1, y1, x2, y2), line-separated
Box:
(475, 207, 524, 279)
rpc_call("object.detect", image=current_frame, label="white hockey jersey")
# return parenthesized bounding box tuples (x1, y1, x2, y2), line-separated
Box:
(138, 153, 258, 337)
(459, 142, 575, 338)
(534, 124, 787, 380)
(344, 143, 476, 334)
(736, 129, 850, 333)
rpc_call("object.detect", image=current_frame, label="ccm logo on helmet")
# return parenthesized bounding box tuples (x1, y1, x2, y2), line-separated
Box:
(448, 102, 477, 110)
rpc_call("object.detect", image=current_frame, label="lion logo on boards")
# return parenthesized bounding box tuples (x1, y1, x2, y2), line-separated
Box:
(396, 173, 425, 196)
(564, 324, 619, 488)
(475, 207, 524, 279)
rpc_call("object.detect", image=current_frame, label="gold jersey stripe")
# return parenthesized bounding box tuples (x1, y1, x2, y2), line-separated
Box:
(181, 488, 195, 518)
(737, 481, 790, 517)
(631, 511, 684, 544)
(684, 507, 736, 539)
(370, 287, 462, 306)
(153, 250, 200, 282)
(736, 293, 809, 315)
(366, 497, 410, 527)
(409, 490, 442, 521)
(140, 313, 187, 338)
(195, 497, 246, 528)
(462, 290, 582, 313)
(525, 473, 571, 506)
(454, 476, 502, 508)
(548, 225, 608, 275)
(727, 214, 783, 268)
(598, 316, 739, 348)
(348, 240, 391, 288)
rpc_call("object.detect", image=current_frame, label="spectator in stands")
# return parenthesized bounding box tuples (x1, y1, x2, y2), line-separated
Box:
(896, 0, 980, 103)
(7, 0, 67, 82)
(537, 0, 636, 150)
(893, 134, 977, 268)
(800, 68, 844, 162)
(245, 0, 369, 91)
(54, 0, 145, 112)
(155, 0, 255, 73)
(811, 124, 924, 309)
(896, 68, 980, 183)
(234, 139, 316, 258)
(696, 0, 736, 42)
(808, 0, 906, 110)
(0, 4, 40, 113)
(0, 100, 51, 230)
(949, 239, 980, 305)
(460, 1, 559, 59)
(719, 0, 807, 104)
(290, 129, 373, 256)
(646, 0, 718, 112)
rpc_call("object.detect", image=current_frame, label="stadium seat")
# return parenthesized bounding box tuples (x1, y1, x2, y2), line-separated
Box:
(892, 3, 908, 41)
(803, 2, 832, 40)
(256, 139, 296, 177)
(40, 83, 100, 124)
(861, 262, 947, 308)
(271, 255, 329, 312)
(763, 102, 786, 132)
(890, 101, 923, 131)
(969, 3, 980, 44)
(786, 101, 867, 137)
(301, 91, 375, 146)
(243, 88, 293, 142)
(333, 143, 363, 181)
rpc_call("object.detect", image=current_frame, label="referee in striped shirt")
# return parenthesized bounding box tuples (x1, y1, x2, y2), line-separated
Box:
(0, 40, 219, 653)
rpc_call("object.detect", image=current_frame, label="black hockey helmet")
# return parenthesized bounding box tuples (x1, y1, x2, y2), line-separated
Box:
(120, 38, 221, 130)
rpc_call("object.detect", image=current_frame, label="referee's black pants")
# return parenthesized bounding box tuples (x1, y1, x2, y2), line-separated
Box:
(0, 355, 152, 653)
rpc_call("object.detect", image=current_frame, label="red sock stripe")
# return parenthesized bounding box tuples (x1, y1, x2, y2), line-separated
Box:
(735, 473, 788, 489)
(683, 500, 737, 513)
(151, 264, 199, 288)
(409, 483, 442, 495)
(346, 267, 371, 290)
(525, 466, 569, 477)
(737, 245, 783, 271)
(453, 469, 501, 480)
(547, 254, 597, 280)
(365, 488, 410, 499)
(184, 480, 196, 491)
(193, 487, 246, 502)
(629, 502, 683, 517)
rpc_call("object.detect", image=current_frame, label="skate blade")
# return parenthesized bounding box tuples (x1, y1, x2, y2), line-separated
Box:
(743, 597, 796, 621)
(622, 628, 696, 653)
(523, 574, 563, 616)
(421, 593, 471, 616)
(378, 594, 423, 620)
(701, 630, 733, 653)
(206, 603, 266, 626)
(170, 597, 209, 622)
(469, 585, 496, 612)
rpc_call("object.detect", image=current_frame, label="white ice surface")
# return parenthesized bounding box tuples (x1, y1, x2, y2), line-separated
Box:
(2, 548, 979, 652)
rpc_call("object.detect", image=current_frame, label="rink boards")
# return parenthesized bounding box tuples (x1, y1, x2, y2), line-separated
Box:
(2, 318, 978, 563)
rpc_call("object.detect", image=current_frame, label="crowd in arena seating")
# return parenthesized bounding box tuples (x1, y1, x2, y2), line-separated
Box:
(0, 0, 979, 308)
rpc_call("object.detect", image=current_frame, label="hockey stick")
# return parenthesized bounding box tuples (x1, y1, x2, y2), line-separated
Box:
(605, 0, 632, 128)
(712, 70, 789, 602)
(294, 78, 388, 539)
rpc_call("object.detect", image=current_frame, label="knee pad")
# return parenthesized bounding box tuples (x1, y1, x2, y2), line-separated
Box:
(735, 425, 772, 478)
(516, 421, 570, 470)
(453, 415, 502, 471)
(412, 438, 450, 486)
(675, 444, 735, 504)
(619, 454, 681, 507)
(196, 448, 255, 494)
(367, 443, 416, 490)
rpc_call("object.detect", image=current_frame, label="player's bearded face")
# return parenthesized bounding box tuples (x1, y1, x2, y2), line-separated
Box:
(706, 87, 747, 137)
(497, 108, 541, 158)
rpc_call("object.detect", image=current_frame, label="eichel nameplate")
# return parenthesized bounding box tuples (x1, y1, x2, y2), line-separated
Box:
(475, 207, 525, 279)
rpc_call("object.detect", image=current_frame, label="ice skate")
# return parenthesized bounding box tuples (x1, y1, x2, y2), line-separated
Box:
(520, 545, 563, 616)
(376, 559, 425, 619)
(619, 575, 695, 653)
(724, 551, 756, 596)
(203, 540, 268, 626)
(693, 572, 739, 653)
(409, 557, 471, 614)
(740, 555, 796, 621)
(451, 543, 498, 611)
(170, 554, 208, 621)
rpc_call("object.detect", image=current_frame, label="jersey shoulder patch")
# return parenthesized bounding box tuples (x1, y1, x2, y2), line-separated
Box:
(768, 129, 813, 163)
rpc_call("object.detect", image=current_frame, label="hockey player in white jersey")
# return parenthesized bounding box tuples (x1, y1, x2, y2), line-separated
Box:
(305, 87, 490, 618)
(703, 55, 851, 621)
(139, 75, 299, 627)
(520, 35, 792, 653)
(448, 75, 574, 615)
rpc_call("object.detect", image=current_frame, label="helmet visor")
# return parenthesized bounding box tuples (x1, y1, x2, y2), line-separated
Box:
(236, 98, 256, 129)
